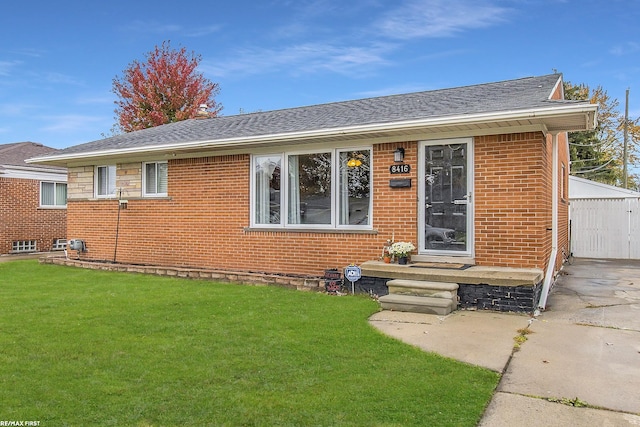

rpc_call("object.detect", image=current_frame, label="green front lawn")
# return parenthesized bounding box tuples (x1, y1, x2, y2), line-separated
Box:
(0, 261, 498, 426)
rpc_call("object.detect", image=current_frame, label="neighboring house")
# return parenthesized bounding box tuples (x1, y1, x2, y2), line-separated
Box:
(0, 142, 67, 255)
(30, 74, 597, 312)
(569, 175, 640, 259)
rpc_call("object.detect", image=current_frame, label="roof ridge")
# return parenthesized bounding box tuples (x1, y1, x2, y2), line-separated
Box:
(221, 74, 562, 119)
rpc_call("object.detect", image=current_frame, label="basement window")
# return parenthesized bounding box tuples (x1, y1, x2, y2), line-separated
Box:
(12, 240, 37, 253)
(52, 239, 67, 250)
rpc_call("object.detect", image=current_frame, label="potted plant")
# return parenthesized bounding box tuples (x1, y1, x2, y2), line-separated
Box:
(381, 239, 393, 263)
(388, 242, 416, 265)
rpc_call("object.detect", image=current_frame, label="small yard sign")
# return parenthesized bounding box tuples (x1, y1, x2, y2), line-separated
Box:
(344, 265, 361, 294)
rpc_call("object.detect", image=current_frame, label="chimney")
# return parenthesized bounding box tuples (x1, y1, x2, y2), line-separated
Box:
(196, 104, 210, 119)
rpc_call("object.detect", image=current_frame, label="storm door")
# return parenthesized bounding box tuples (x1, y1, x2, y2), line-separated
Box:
(419, 139, 473, 256)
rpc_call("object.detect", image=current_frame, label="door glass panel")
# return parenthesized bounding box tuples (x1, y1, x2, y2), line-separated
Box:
(424, 143, 468, 252)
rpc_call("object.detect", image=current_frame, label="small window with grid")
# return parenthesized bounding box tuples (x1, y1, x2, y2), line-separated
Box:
(12, 240, 37, 253)
(52, 239, 67, 250)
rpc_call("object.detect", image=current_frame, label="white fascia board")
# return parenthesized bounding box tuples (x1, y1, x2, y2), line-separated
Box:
(0, 165, 67, 181)
(28, 103, 598, 165)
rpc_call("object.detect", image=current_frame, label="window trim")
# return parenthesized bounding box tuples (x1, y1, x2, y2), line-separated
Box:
(12, 240, 37, 253)
(250, 146, 372, 230)
(40, 181, 67, 208)
(336, 147, 372, 229)
(142, 161, 168, 197)
(95, 165, 117, 198)
(52, 238, 67, 251)
(561, 162, 567, 201)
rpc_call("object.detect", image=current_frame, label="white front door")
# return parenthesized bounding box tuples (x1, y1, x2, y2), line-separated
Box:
(419, 138, 474, 257)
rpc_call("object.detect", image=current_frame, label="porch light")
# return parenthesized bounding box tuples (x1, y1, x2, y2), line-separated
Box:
(394, 147, 405, 162)
(347, 158, 362, 167)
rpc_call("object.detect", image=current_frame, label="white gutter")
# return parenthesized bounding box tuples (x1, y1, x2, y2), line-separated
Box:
(27, 103, 597, 165)
(538, 132, 559, 311)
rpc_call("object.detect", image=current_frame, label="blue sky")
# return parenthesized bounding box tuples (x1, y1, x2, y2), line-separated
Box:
(1, 0, 638, 150)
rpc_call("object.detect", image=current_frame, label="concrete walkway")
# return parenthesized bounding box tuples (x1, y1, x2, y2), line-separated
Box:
(370, 258, 640, 426)
(0, 252, 61, 262)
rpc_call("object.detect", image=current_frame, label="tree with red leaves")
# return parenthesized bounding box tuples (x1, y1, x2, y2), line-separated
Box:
(112, 41, 222, 132)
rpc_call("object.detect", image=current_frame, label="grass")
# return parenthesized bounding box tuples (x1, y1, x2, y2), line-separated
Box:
(0, 261, 499, 426)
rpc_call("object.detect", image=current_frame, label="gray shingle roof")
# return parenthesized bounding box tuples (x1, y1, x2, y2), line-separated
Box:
(48, 74, 576, 157)
(0, 142, 63, 169)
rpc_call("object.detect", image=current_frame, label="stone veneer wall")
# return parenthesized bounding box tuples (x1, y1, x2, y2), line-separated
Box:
(39, 256, 325, 291)
(357, 275, 542, 313)
(39, 257, 542, 313)
(457, 282, 542, 312)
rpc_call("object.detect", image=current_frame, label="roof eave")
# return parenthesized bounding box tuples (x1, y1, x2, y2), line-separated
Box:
(28, 103, 597, 167)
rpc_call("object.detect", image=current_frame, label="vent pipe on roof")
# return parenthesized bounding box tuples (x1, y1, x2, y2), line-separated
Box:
(196, 104, 210, 119)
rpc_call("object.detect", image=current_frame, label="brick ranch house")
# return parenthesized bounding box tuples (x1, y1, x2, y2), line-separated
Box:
(30, 74, 597, 312)
(1, 142, 67, 255)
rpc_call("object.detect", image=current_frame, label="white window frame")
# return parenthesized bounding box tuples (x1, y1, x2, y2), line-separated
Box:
(250, 147, 372, 230)
(143, 161, 168, 197)
(95, 165, 117, 198)
(12, 240, 37, 253)
(561, 162, 567, 201)
(40, 181, 67, 208)
(52, 238, 67, 250)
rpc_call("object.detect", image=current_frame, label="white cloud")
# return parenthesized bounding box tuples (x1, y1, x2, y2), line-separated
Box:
(185, 25, 223, 37)
(202, 42, 393, 78)
(610, 42, 640, 56)
(201, 0, 508, 79)
(120, 20, 222, 37)
(74, 94, 114, 106)
(121, 20, 182, 34)
(0, 60, 22, 77)
(42, 72, 84, 86)
(373, 0, 510, 40)
(0, 102, 35, 116)
(7, 48, 43, 58)
(41, 114, 106, 133)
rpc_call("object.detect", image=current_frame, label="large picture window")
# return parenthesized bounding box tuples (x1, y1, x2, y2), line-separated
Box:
(252, 148, 371, 229)
(144, 162, 168, 196)
(96, 165, 116, 197)
(40, 182, 67, 207)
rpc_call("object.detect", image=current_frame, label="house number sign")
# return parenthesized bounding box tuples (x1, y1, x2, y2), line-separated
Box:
(389, 164, 411, 174)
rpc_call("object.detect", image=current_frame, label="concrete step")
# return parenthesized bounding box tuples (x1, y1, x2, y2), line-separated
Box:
(379, 294, 455, 316)
(386, 279, 458, 301)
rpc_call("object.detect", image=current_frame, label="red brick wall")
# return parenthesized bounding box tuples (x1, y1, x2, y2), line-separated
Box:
(67, 152, 402, 274)
(0, 177, 67, 254)
(66, 132, 566, 275)
(474, 133, 551, 268)
(557, 132, 570, 269)
(550, 76, 571, 272)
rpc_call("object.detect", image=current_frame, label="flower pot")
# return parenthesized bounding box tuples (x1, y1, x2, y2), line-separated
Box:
(398, 256, 408, 265)
(383, 256, 391, 263)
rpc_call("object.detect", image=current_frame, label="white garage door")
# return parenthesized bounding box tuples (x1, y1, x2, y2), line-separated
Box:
(571, 198, 640, 259)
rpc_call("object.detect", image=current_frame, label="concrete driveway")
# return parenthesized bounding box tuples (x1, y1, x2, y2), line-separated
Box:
(371, 258, 640, 426)
(480, 258, 640, 426)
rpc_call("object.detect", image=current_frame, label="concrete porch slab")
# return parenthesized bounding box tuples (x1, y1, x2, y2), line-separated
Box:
(361, 260, 543, 286)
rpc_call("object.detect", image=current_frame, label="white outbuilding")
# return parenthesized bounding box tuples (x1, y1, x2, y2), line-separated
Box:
(569, 176, 640, 259)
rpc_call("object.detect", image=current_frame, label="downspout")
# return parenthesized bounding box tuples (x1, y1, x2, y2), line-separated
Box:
(537, 132, 559, 311)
